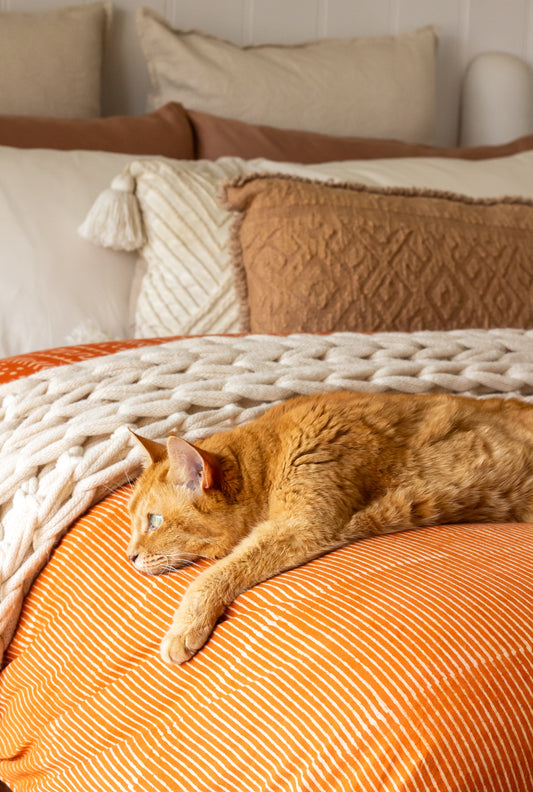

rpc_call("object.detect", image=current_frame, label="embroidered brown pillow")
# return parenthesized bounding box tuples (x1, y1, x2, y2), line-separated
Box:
(224, 175, 533, 334)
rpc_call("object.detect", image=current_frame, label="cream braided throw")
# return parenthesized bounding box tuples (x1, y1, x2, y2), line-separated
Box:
(1, 329, 533, 660)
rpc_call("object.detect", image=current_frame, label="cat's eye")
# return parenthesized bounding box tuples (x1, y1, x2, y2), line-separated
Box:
(147, 513, 163, 533)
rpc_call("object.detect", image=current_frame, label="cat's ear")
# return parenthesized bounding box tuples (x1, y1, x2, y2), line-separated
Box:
(129, 429, 167, 466)
(166, 436, 220, 493)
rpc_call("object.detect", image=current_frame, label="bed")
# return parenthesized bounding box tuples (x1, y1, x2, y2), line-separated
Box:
(0, 3, 532, 791)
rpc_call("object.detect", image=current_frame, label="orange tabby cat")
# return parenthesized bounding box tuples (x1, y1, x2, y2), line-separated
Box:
(128, 391, 533, 664)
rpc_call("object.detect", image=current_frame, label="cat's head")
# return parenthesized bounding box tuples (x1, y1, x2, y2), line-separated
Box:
(127, 431, 245, 575)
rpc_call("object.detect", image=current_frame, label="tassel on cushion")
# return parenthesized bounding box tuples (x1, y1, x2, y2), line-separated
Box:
(78, 170, 146, 251)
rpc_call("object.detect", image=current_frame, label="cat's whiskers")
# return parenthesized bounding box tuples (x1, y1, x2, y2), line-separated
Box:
(98, 474, 136, 498)
(134, 551, 204, 575)
(158, 563, 192, 574)
(98, 482, 119, 497)
(163, 551, 201, 568)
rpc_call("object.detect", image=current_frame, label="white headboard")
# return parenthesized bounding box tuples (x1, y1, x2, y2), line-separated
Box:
(4, 0, 533, 146)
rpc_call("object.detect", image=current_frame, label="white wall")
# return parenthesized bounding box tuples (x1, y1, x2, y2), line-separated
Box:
(4, 0, 533, 144)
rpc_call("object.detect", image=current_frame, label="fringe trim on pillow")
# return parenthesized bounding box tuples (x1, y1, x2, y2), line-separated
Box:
(218, 181, 253, 333)
(221, 169, 533, 209)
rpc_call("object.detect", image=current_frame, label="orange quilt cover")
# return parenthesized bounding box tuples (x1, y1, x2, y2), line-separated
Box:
(0, 343, 532, 792)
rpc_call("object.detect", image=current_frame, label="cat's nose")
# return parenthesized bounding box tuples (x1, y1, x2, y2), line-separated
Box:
(128, 553, 138, 564)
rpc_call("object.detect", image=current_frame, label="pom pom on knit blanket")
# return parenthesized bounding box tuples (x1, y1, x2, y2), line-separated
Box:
(1, 329, 533, 660)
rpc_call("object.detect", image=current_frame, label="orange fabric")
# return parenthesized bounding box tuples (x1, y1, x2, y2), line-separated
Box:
(0, 345, 532, 791)
(0, 335, 246, 383)
(0, 338, 175, 384)
(1, 489, 532, 791)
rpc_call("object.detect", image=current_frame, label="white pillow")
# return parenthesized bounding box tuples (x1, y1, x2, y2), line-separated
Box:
(137, 8, 437, 144)
(79, 150, 533, 341)
(0, 146, 139, 358)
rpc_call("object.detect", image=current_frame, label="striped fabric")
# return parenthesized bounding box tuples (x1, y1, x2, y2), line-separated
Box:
(1, 490, 533, 790)
(0, 342, 532, 791)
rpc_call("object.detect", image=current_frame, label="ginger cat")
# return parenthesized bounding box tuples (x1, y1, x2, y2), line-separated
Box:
(128, 391, 533, 665)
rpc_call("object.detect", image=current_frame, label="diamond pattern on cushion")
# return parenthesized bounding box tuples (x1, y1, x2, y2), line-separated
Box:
(224, 175, 533, 334)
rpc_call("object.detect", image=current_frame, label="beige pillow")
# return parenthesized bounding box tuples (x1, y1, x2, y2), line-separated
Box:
(80, 150, 533, 341)
(0, 2, 111, 118)
(224, 174, 533, 334)
(137, 9, 437, 144)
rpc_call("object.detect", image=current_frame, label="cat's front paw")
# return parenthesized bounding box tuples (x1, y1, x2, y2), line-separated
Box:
(161, 586, 219, 663)
(160, 575, 228, 664)
(160, 623, 213, 665)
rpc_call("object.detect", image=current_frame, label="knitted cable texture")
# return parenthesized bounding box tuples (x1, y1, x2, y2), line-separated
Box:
(1, 330, 533, 659)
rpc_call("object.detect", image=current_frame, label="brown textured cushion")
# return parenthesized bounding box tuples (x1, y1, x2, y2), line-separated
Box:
(189, 108, 533, 164)
(224, 175, 533, 333)
(0, 103, 194, 157)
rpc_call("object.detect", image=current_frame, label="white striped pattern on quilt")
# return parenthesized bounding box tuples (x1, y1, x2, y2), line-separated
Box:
(0, 486, 532, 792)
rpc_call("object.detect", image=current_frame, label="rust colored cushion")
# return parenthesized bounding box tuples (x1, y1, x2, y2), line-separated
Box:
(189, 108, 533, 164)
(225, 175, 533, 333)
(0, 102, 194, 157)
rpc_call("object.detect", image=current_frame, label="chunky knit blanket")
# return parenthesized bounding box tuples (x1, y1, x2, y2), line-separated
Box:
(1, 330, 533, 660)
